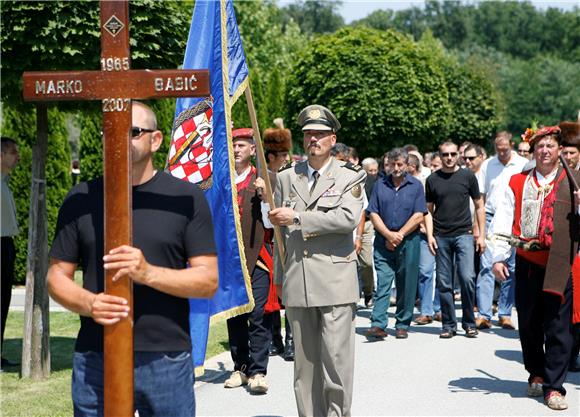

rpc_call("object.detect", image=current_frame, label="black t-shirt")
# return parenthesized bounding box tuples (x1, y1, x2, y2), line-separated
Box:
(49, 171, 216, 352)
(425, 168, 480, 237)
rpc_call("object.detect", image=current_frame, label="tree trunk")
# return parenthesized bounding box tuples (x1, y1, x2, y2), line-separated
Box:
(21, 103, 50, 379)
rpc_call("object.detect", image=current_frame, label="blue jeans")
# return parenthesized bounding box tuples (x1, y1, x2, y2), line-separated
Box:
(435, 234, 476, 331)
(72, 351, 195, 417)
(476, 213, 516, 320)
(370, 233, 420, 330)
(418, 235, 441, 316)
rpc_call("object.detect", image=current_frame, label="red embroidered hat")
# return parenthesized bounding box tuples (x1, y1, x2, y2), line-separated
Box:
(232, 128, 254, 141)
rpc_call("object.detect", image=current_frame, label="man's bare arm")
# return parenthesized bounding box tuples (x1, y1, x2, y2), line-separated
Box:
(103, 246, 218, 299)
(47, 258, 129, 326)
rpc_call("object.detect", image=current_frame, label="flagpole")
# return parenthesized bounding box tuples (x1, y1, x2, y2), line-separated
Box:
(244, 86, 286, 262)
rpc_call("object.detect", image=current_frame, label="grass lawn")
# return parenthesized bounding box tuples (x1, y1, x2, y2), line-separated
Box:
(0, 311, 229, 417)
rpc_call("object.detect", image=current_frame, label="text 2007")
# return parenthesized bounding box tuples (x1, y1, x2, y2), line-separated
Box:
(102, 98, 130, 112)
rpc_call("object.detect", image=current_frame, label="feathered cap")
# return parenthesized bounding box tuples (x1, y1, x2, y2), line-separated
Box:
(521, 125, 561, 147)
(263, 118, 292, 152)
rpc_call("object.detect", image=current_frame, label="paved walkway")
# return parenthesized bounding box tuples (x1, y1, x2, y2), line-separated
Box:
(11, 289, 579, 415)
(195, 304, 580, 417)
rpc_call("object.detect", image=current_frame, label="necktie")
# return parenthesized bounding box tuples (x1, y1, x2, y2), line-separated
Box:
(310, 171, 319, 195)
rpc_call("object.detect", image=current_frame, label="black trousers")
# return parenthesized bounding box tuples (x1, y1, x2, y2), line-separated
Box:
(227, 266, 272, 376)
(270, 309, 292, 346)
(515, 256, 574, 395)
(1, 236, 16, 350)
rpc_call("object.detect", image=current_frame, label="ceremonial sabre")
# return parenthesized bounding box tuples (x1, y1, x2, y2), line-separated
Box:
(488, 233, 543, 251)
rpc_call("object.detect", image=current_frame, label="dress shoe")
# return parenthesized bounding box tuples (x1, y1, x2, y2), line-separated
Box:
(498, 316, 515, 330)
(365, 326, 388, 340)
(475, 317, 492, 330)
(433, 312, 442, 322)
(283, 340, 295, 362)
(268, 340, 284, 356)
(569, 355, 580, 372)
(526, 376, 544, 397)
(414, 315, 433, 325)
(545, 390, 567, 410)
(395, 328, 408, 339)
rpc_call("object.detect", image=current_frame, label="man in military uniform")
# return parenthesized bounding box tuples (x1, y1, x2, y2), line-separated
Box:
(269, 105, 366, 417)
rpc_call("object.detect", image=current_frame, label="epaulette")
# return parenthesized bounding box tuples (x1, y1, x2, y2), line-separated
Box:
(342, 162, 363, 172)
(278, 162, 294, 172)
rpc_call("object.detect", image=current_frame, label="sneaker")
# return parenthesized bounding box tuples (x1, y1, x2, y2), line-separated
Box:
(476, 317, 492, 330)
(545, 390, 567, 410)
(224, 370, 248, 388)
(248, 373, 268, 394)
(527, 376, 544, 397)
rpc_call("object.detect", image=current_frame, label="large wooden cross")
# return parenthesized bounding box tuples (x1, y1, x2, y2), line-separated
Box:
(22, 2, 209, 416)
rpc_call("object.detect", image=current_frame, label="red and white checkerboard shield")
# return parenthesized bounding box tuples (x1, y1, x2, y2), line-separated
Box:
(168, 103, 214, 186)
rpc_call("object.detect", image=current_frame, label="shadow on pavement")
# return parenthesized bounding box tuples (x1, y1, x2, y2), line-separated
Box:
(448, 368, 531, 399)
(495, 349, 523, 365)
(198, 361, 229, 385)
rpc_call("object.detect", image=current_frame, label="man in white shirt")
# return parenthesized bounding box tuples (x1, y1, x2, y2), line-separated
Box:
(1, 137, 20, 370)
(476, 132, 528, 330)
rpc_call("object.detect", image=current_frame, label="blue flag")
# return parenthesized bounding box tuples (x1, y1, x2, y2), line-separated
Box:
(167, 0, 253, 375)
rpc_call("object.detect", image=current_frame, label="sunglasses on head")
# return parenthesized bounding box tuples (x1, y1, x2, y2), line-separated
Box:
(131, 127, 156, 138)
(441, 152, 458, 158)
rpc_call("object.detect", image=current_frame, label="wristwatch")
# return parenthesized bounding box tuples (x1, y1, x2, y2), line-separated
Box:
(292, 212, 301, 226)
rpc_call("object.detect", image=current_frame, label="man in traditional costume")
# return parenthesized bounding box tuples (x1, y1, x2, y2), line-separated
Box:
(224, 128, 276, 394)
(490, 126, 580, 410)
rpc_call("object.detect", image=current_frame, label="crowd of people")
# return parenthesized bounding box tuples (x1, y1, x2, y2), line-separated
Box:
(223, 112, 580, 415)
(4, 100, 579, 416)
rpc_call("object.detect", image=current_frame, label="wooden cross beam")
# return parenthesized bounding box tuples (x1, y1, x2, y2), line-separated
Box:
(21, 2, 209, 416)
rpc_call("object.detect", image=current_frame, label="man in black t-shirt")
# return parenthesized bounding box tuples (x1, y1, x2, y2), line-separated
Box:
(425, 141, 486, 339)
(48, 102, 218, 417)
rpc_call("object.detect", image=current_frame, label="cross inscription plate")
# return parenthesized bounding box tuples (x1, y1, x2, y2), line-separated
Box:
(22, 2, 209, 416)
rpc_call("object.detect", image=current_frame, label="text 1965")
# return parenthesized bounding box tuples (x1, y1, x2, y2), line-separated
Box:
(100, 57, 130, 72)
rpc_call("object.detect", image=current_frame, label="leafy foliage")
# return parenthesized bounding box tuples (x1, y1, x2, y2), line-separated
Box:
(418, 32, 500, 146)
(286, 27, 456, 155)
(231, 0, 305, 141)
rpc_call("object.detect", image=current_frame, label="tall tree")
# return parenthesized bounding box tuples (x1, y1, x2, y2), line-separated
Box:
(282, 0, 345, 35)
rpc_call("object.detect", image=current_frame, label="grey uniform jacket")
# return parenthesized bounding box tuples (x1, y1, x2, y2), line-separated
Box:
(274, 157, 366, 307)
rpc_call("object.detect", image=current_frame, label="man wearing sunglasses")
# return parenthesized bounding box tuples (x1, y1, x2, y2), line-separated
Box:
(47, 101, 218, 416)
(476, 132, 528, 331)
(425, 141, 485, 339)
